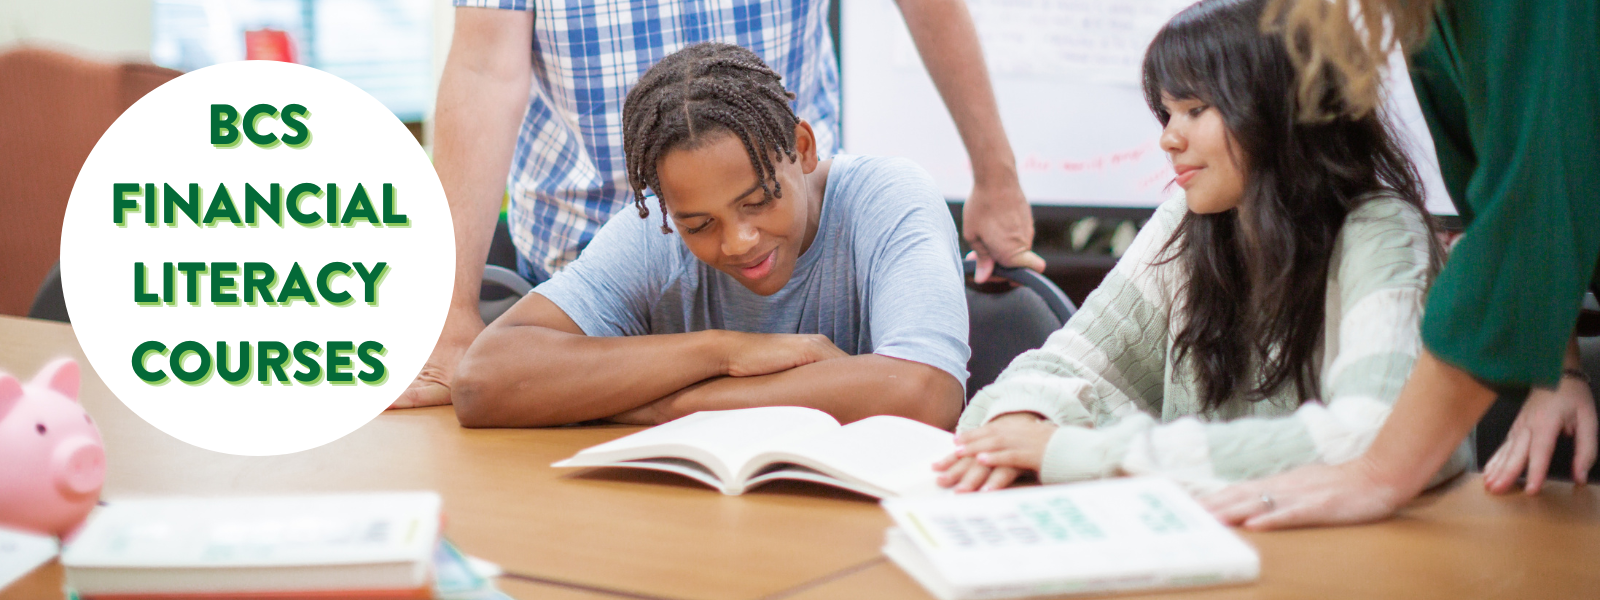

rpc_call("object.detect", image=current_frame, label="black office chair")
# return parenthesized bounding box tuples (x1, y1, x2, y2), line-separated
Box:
(479, 217, 535, 325)
(28, 262, 69, 323)
(479, 265, 533, 325)
(963, 260, 1077, 403)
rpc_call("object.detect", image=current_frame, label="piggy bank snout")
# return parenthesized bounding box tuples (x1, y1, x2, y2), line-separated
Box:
(51, 437, 106, 497)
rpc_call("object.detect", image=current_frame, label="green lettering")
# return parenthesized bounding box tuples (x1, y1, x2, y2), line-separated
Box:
(211, 262, 239, 304)
(257, 341, 291, 384)
(163, 183, 201, 226)
(132, 341, 168, 384)
(245, 183, 282, 226)
(326, 341, 354, 384)
(242, 262, 277, 305)
(357, 341, 386, 384)
(211, 104, 240, 147)
(352, 262, 388, 305)
(133, 263, 158, 304)
(286, 183, 322, 226)
(169, 341, 211, 384)
(317, 262, 353, 305)
(217, 341, 252, 384)
(203, 184, 241, 225)
(113, 183, 140, 225)
(176, 262, 206, 304)
(244, 104, 279, 147)
(162, 262, 174, 304)
(276, 263, 317, 305)
(342, 184, 380, 225)
(293, 341, 323, 384)
(143, 183, 157, 225)
(381, 184, 408, 225)
(326, 183, 339, 226)
(281, 104, 311, 147)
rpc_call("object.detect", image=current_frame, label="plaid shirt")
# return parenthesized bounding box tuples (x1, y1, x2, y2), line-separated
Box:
(454, 0, 841, 281)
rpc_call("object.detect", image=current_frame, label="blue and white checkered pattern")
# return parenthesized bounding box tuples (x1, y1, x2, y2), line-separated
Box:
(454, 0, 841, 282)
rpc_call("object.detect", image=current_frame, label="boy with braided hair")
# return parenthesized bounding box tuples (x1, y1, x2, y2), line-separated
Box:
(451, 43, 969, 428)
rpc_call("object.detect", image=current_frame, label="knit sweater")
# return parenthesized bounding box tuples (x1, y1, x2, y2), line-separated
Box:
(958, 194, 1473, 494)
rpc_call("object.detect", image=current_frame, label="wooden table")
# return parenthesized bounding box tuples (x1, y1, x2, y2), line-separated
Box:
(3, 314, 1598, 600)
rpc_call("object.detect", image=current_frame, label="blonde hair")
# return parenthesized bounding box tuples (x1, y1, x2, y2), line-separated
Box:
(1262, 0, 1436, 121)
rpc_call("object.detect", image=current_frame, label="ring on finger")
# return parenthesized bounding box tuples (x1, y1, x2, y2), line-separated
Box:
(1260, 492, 1274, 511)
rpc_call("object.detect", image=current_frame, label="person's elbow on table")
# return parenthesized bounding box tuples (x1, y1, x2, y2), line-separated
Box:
(449, 355, 513, 429)
(448, 332, 563, 428)
(881, 360, 964, 430)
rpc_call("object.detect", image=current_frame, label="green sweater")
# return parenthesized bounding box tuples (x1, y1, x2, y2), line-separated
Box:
(1409, 0, 1600, 390)
(958, 195, 1472, 493)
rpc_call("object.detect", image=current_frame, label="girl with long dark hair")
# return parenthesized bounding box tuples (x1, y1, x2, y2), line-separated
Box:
(934, 0, 1471, 493)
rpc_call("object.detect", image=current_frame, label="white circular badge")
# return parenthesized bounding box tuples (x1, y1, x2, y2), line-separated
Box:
(60, 61, 453, 456)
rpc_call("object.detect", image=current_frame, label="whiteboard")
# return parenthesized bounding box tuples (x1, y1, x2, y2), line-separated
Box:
(840, 0, 1456, 215)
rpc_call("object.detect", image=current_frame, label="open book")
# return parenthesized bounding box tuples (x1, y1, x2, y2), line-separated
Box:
(553, 407, 955, 498)
(882, 477, 1259, 599)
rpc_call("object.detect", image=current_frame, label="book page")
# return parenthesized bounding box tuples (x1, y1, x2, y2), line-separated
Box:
(750, 416, 955, 497)
(882, 478, 1257, 590)
(562, 407, 841, 477)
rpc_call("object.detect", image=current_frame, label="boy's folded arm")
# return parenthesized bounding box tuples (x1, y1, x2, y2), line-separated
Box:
(651, 353, 965, 430)
(451, 293, 730, 428)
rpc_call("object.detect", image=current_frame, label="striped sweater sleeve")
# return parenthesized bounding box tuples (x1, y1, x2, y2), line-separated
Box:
(957, 198, 1185, 465)
(1028, 196, 1466, 494)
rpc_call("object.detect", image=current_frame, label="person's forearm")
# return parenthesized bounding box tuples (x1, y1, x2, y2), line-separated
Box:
(1563, 335, 1583, 372)
(1358, 348, 1498, 496)
(896, 0, 1016, 185)
(453, 326, 730, 427)
(434, 8, 534, 319)
(660, 355, 964, 429)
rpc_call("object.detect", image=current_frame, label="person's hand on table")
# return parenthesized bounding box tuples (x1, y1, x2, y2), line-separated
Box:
(934, 412, 1055, 492)
(1201, 457, 1409, 530)
(609, 333, 848, 425)
(722, 332, 849, 377)
(1483, 375, 1597, 494)
(963, 178, 1046, 283)
(609, 392, 682, 426)
(390, 307, 486, 409)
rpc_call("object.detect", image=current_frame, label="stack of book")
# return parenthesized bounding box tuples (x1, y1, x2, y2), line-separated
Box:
(60, 491, 507, 600)
(881, 477, 1260, 599)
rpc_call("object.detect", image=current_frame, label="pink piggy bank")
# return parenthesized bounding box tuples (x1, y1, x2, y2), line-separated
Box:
(0, 358, 105, 540)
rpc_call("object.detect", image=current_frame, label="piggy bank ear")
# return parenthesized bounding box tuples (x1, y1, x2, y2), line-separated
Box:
(0, 375, 21, 418)
(31, 358, 81, 402)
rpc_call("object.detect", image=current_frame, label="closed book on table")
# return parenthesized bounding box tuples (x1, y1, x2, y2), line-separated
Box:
(881, 478, 1258, 599)
(60, 492, 441, 600)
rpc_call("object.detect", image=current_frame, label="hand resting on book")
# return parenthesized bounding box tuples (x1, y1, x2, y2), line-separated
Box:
(934, 412, 1055, 492)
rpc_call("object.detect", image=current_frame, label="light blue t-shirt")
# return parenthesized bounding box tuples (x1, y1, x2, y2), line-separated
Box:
(533, 154, 971, 387)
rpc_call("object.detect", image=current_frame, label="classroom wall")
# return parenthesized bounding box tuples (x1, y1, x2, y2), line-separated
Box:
(0, 0, 152, 61)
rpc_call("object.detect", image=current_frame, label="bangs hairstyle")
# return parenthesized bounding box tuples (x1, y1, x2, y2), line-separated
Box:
(1140, 0, 1440, 411)
(622, 42, 800, 234)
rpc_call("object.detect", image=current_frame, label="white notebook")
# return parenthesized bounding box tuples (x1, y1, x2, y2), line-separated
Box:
(882, 478, 1259, 600)
(554, 406, 955, 498)
(0, 526, 59, 589)
(61, 492, 441, 597)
